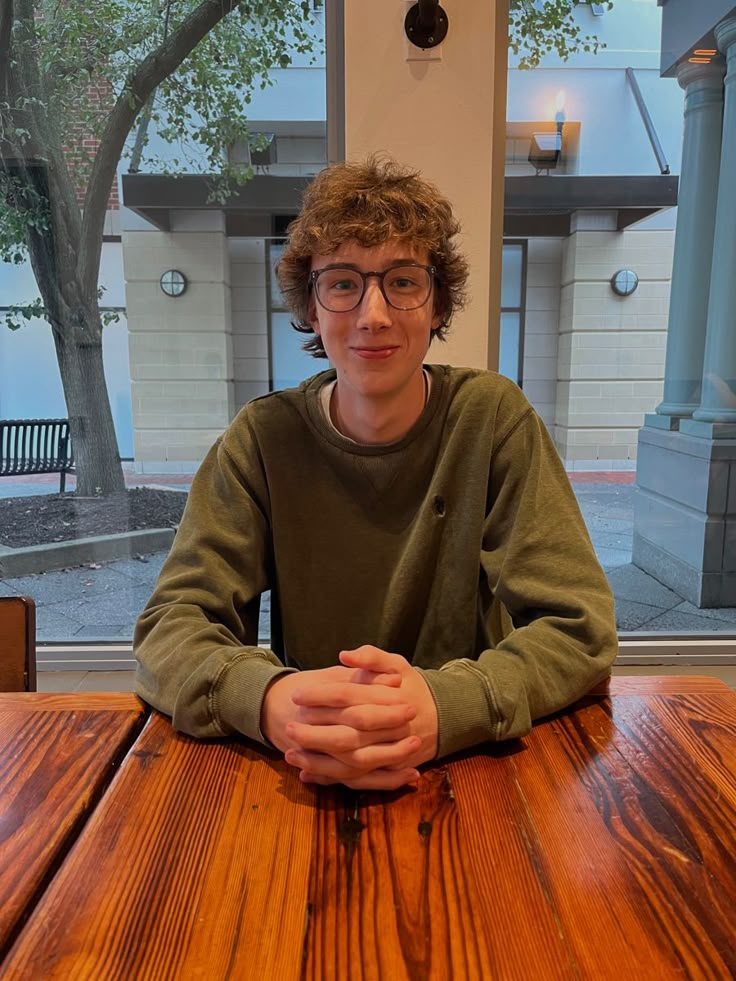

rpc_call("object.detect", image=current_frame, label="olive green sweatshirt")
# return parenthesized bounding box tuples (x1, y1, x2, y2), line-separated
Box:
(134, 365, 617, 758)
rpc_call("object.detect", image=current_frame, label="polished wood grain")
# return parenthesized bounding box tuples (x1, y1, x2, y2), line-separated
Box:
(2, 680, 735, 980)
(592, 674, 732, 695)
(302, 680, 736, 980)
(447, 694, 736, 979)
(305, 769, 493, 980)
(0, 693, 145, 958)
(3, 712, 317, 980)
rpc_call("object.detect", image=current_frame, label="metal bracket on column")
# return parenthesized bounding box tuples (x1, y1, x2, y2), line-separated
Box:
(404, 0, 448, 49)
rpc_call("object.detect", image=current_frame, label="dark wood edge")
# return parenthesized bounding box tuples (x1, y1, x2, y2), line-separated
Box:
(23, 596, 36, 692)
(0, 693, 146, 711)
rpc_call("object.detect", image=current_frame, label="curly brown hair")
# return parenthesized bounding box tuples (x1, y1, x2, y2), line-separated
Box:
(275, 155, 469, 358)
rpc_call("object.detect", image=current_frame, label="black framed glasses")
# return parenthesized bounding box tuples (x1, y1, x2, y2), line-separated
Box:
(309, 263, 436, 312)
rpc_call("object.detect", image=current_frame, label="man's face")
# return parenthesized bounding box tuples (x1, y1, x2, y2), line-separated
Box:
(308, 239, 441, 405)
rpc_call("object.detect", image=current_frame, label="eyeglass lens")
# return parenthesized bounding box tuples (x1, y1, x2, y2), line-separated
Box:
(314, 266, 432, 312)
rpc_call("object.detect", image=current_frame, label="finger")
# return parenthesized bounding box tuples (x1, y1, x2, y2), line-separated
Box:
(287, 721, 412, 754)
(296, 702, 416, 730)
(291, 682, 408, 709)
(351, 669, 402, 687)
(340, 647, 407, 675)
(286, 735, 421, 775)
(300, 768, 420, 791)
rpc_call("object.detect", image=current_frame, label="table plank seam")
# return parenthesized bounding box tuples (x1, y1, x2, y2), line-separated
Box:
(0, 706, 149, 966)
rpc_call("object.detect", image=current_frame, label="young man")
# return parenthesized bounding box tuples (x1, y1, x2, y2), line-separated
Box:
(134, 157, 617, 791)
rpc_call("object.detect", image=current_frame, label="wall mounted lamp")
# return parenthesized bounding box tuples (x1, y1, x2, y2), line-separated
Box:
(610, 269, 639, 297)
(404, 0, 448, 49)
(160, 270, 187, 297)
(529, 91, 565, 175)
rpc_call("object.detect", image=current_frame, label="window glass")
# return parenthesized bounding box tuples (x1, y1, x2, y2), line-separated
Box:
(2, 0, 733, 672)
(268, 241, 327, 391)
(501, 243, 523, 308)
(498, 243, 526, 386)
(498, 312, 522, 384)
(0, 5, 325, 657)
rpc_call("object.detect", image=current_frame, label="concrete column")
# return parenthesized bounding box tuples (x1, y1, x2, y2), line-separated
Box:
(633, 18, 736, 607)
(690, 19, 736, 426)
(340, 0, 509, 371)
(123, 211, 235, 472)
(652, 59, 724, 423)
(556, 213, 670, 471)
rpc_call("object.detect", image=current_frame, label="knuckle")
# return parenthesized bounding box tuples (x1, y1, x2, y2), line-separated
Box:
(335, 731, 359, 752)
(350, 706, 371, 729)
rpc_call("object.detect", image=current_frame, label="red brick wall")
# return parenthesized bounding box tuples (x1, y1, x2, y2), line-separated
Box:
(62, 80, 119, 211)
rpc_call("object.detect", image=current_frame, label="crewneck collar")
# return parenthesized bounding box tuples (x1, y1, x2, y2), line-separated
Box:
(304, 364, 447, 455)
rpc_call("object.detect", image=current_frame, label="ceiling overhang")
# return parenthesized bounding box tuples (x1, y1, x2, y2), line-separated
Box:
(122, 173, 678, 237)
(504, 175, 678, 236)
(121, 174, 313, 232)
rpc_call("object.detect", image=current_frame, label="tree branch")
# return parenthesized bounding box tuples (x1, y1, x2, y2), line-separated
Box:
(7, 0, 85, 335)
(79, 0, 246, 296)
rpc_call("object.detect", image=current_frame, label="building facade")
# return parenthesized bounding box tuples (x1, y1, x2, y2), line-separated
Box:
(0, 1, 689, 475)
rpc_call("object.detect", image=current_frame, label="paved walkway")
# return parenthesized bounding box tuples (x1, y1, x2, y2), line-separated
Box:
(3, 473, 736, 640)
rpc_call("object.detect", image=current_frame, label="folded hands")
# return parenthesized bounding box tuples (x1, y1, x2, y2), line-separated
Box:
(261, 646, 439, 790)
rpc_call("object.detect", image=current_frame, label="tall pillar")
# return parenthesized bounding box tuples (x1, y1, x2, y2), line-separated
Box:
(633, 17, 736, 608)
(338, 0, 509, 371)
(124, 211, 235, 473)
(652, 59, 724, 424)
(689, 19, 736, 427)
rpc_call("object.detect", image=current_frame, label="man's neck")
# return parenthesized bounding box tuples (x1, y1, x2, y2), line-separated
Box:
(330, 371, 428, 445)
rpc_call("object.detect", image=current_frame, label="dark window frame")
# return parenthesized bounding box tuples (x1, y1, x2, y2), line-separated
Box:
(500, 238, 528, 387)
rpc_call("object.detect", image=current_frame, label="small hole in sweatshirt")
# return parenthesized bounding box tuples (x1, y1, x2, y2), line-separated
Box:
(433, 495, 446, 516)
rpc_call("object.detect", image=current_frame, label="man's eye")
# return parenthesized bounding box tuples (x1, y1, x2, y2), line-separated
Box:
(331, 279, 358, 291)
(390, 276, 417, 290)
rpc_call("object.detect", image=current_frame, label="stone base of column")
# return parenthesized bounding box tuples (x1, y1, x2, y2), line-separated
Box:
(680, 419, 736, 439)
(632, 422, 736, 607)
(644, 412, 681, 431)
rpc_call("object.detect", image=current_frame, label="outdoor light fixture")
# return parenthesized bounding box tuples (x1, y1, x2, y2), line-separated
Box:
(528, 133, 562, 174)
(404, 0, 448, 49)
(610, 269, 639, 297)
(160, 270, 187, 297)
(529, 91, 565, 175)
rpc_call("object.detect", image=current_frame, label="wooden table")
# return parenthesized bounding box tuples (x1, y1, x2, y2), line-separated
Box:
(1, 678, 734, 979)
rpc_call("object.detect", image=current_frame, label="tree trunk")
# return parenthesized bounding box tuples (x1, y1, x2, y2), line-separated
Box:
(52, 315, 126, 496)
(18, 163, 126, 498)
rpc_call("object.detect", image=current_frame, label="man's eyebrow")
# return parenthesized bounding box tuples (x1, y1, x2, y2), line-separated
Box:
(314, 260, 421, 271)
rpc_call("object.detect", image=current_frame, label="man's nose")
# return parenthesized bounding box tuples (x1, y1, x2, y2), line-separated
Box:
(357, 278, 392, 327)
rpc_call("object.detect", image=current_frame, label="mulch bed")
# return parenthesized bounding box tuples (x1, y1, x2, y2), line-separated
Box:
(0, 489, 186, 549)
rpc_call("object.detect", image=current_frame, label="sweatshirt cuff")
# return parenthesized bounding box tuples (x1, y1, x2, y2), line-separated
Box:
(418, 661, 500, 758)
(212, 651, 296, 745)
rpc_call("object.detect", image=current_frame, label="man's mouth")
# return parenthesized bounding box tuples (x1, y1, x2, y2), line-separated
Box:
(352, 346, 399, 359)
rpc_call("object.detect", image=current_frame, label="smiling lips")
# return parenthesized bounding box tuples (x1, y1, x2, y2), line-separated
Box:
(352, 346, 399, 359)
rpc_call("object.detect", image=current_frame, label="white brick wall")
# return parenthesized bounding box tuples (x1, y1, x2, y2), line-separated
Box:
(124, 221, 235, 468)
(555, 226, 672, 469)
(521, 238, 563, 430)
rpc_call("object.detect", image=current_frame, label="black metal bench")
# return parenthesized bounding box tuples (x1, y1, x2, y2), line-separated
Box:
(0, 419, 75, 493)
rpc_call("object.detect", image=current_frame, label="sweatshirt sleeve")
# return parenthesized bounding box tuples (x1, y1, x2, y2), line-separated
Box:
(133, 426, 295, 743)
(420, 408, 618, 759)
